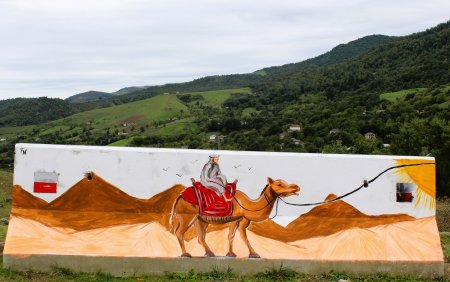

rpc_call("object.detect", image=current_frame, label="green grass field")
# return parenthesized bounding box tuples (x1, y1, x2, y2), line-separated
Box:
(439, 100, 450, 108)
(0, 170, 12, 220)
(0, 88, 251, 143)
(379, 88, 427, 102)
(253, 70, 267, 76)
(189, 88, 251, 107)
(442, 233, 450, 259)
(241, 107, 259, 117)
(65, 93, 188, 130)
(107, 137, 133, 147)
(0, 124, 35, 139)
(1, 94, 187, 138)
(154, 117, 198, 135)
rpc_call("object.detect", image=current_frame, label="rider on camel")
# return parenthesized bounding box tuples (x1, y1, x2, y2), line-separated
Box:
(199, 155, 233, 202)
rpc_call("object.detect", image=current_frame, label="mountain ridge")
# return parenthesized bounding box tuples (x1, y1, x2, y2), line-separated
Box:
(0, 20, 448, 197)
(61, 34, 392, 104)
(259, 34, 393, 79)
(66, 91, 113, 103)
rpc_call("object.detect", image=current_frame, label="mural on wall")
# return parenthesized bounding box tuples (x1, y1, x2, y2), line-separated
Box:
(4, 144, 443, 262)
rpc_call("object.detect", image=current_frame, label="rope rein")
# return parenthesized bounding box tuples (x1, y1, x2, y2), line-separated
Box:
(279, 162, 434, 207)
(231, 162, 435, 217)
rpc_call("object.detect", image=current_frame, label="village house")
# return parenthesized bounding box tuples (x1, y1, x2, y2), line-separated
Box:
(288, 124, 301, 132)
(209, 134, 225, 143)
(209, 134, 217, 142)
(364, 132, 377, 140)
(329, 128, 341, 134)
(291, 138, 305, 147)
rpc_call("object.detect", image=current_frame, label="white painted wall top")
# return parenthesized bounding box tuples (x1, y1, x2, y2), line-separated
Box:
(13, 144, 435, 226)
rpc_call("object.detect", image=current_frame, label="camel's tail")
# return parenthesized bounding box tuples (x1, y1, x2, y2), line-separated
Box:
(169, 195, 183, 234)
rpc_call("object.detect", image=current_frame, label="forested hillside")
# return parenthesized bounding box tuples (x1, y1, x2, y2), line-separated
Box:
(0, 21, 448, 195)
(66, 91, 113, 103)
(259, 34, 393, 78)
(127, 21, 450, 195)
(214, 21, 450, 196)
(0, 33, 392, 127)
(0, 97, 73, 127)
(61, 33, 392, 105)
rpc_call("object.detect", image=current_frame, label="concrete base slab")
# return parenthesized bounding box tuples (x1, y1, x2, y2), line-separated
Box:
(3, 254, 444, 278)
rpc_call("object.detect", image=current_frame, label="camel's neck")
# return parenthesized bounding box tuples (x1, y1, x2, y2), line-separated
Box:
(241, 184, 277, 222)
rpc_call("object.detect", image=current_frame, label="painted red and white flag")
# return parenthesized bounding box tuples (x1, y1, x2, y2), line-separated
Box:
(34, 171, 59, 193)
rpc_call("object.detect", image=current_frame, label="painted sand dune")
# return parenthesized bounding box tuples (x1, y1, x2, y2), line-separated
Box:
(250, 194, 414, 242)
(4, 215, 442, 261)
(12, 172, 417, 242)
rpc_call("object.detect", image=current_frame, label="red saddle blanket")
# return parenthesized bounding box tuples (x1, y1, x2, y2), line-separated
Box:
(181, 182, 236, 216)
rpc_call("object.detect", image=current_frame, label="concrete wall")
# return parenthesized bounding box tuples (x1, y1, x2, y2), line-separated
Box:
(4, 143, 443, 276)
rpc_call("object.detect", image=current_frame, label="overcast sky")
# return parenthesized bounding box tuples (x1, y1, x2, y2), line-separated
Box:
(0, 0, 449, 100)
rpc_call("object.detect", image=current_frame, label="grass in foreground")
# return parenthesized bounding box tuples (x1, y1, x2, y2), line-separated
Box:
(442, 233, 450, 261)
(0, 261, 445, 282)
(0, 169, 13, 220)
(437, 198, 450, 233)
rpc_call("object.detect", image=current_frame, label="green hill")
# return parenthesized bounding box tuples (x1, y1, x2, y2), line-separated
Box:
(0, 88, 249, 146)
(0, 33, 392, 126)
(259, 34, 393, 78)
(0, 97, 73, 127)
(66, 93, 186, 129)
(229, 21, 450, 196)
(0, 21, 449, 196)
(253, 21, 450, 103)
(66, 91, 113, 103)
(63, 35, 391, 104)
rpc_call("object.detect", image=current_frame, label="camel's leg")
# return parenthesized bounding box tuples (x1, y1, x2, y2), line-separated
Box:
(226, 220, 240, 257)
(196, 220, 215, 257)
(172, 198, 198, 258)
(237, 218, 260, 258)
(174, 213, 197, 257)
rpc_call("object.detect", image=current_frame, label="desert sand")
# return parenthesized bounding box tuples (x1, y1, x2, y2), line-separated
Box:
(7, 172, 443, 262)
(4, 215, 443, 261)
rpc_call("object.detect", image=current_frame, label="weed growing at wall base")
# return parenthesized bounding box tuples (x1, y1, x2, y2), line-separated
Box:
(0, 260, 446, 281)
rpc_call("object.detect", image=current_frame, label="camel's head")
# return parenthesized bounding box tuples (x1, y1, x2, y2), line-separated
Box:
(267, 177, 300, 197)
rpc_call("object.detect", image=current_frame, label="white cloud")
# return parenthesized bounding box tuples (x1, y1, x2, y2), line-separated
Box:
(0, 0, 449, 99)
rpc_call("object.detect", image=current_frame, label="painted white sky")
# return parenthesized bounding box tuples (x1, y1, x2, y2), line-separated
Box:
(14, 144, 435, 226)
(0, 0, 449, 100)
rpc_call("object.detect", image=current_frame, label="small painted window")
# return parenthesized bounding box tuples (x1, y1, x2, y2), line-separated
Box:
(396, 183, 414, 202)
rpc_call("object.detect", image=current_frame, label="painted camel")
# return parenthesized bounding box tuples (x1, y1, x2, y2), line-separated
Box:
(170, 177, 300, 258)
